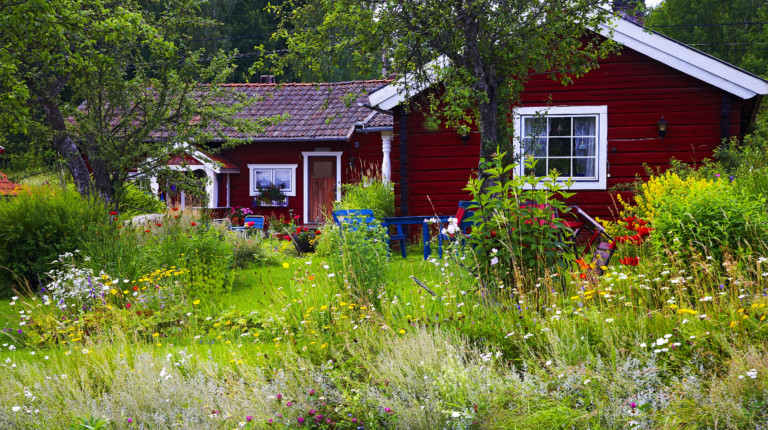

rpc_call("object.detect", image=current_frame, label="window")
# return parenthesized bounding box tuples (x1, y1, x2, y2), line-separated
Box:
(513, 106, 608, 190)
(247, 164, 298, 196)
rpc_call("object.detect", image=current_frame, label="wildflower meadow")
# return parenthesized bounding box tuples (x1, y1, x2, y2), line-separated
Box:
(3, 143, 768, 430)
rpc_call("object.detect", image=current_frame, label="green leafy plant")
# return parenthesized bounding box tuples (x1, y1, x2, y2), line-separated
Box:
(0, 185, 106, 294)
(333, 224, 390, 309)
(463, 151, 575, 289)
(334, 170, 394, 221)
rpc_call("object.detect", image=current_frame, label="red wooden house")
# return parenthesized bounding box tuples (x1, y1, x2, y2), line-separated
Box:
(154, 80, 393, 224)
(367, 17, 768, 219)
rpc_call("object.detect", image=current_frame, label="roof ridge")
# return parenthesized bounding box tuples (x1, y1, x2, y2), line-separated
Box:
(221, 79, 392, 87)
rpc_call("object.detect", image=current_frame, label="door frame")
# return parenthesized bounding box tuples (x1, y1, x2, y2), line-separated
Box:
(302, 151, 342, 224)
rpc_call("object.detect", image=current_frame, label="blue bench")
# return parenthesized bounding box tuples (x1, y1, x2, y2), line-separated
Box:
(230, 215, 265, 236)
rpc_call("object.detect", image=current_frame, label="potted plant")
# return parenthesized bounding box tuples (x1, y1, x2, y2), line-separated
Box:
(254, 184, 288, 207)
(292, 226, 321, 253)
(228, 206, 253, 226)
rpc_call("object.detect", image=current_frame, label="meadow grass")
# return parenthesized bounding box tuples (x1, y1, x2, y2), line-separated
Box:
(2, 241, 768, 429)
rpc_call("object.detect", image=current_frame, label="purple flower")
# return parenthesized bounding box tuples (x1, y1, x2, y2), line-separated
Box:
(127, 418, 133, 423)
(246, 416, 253, 422)
(309, 389, 316, 395)
(297, 417, 305, 424)
(384, 407, 391, 413)
(308, 409, 316, 415)
(715, 173, 721, 178)
(276, 394, 282, 401)
(351, 417, 358, 423)
(630, 402, 637, 409)
(268, 419, 274, 424)
(317, 414, 323, 420)
(286, 402, 292, 407)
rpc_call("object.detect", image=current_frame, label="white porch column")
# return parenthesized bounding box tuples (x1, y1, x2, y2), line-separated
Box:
(149, 176, 159, 197)
(381, 131, 393, 181)
(226, 174, 231, 208)
(205, 169, 217, 209)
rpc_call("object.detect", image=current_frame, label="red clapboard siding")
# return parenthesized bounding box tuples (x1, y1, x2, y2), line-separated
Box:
(390, 46, 745, 220)
(218, 139, 356, 221)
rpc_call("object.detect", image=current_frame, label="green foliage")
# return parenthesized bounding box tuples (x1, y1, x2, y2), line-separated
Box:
(0, 185, 106, 294)
(332, 225, 390, 308)
(646, 0, 768, 75)
(463, 152, 575, 286)
(118, 181, 165, 218)
(630, 171, 768, 258)
(229, 234, 280, 268)
(66, 415, 109, 430)
(334, 173, 394, 221)
(269, 0, 617, 168)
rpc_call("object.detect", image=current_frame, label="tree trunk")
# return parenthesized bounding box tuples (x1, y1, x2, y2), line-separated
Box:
(39, 74, 93, 197)
(90, 157, 115, 205)
(476, 81, 501, 191)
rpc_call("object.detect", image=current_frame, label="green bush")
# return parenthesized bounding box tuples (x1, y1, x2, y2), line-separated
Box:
(334, 172, 394, 220)
(631, 171, 768, 257)
(0, 185, 107, 294)
(463, 152, 575, 287)
(117, 181, 165, 218)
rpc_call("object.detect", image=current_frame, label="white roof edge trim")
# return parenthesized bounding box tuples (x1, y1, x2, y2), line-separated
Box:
(368, 55, 449, 111)
(369, 19, 768, 108)
(599, 18, 768, 99)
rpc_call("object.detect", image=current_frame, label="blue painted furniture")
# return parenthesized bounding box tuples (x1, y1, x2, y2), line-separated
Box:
(231, 215, 265, 236)
(331, 209, 378, 231)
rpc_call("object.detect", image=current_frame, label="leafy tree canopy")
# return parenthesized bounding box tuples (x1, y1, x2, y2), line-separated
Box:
(269, 0, 619, 169)
(0, 0, 278, 209)
(646, 0, 768, 76)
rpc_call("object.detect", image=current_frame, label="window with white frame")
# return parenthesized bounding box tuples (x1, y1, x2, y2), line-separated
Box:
(513, 106, 608, 190)
(247, 164, 298, 196)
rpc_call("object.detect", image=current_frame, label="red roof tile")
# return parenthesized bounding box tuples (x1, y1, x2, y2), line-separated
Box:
(0, 172, 21, 196)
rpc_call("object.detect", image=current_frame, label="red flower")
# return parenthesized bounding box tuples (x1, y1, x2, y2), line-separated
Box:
(144, 229, 151, 233)
(191, 222, 197, 226)
(579, 273, 587, 279)
(156, 223, 162, 227)
(282, 235, 291, 241)
(619, 256, 640, 266)
(294, 215, 301, 220)
(110, 211, 117, 216)
(315, 230, 322, 235)
(172, 207, 179, 211)
(125, 303, 131, 308)
(303, 227, 309, 232)
(133, 286, 138, 291)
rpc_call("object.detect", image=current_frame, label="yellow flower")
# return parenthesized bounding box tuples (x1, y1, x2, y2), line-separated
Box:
(320, 343, 327, 349)
(193, 299, 200, 305)
(399, 329, 406, 334)
(110, 289, 117, 295)
(123, 290, 129, 294)
(669, 304, 678, 310)
(156, 343, 163, 346)
(152, 333, 159, 338)
(730, 321, 739, 328)
(282, 262, 290, 269)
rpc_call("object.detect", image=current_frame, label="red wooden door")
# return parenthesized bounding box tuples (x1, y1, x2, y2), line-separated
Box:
(308, 157, 336, 223)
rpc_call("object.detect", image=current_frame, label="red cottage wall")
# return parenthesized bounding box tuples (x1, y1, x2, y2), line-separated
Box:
(216, 129, 385, 223)
(218, 140, 352, 222)
(391, 47, 744, 219)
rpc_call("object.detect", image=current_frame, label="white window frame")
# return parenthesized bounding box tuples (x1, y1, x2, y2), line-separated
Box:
(513, 105, 608, 190)
(247, 164, 298, 197)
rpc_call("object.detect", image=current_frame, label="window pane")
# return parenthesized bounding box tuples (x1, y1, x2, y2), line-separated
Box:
(549, 117, 571, 137)
(548, 138, 571, 157)
(523, 137, 546, 156)
(573, 158, 595, 177)
(524, 117, 547, 138)
(574, 117, 596, 136)
(573, 137, 595, 156)
(274, 169, 292, 191)
(549, 158, 571, 177)
(254, 170, 272, 188)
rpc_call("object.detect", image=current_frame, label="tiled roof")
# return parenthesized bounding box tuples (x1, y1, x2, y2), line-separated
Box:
(218, 80, 393, 140)
(0, 172, 20, 196)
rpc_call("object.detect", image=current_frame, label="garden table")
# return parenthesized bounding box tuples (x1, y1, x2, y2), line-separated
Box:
(382, 216, 451, 259)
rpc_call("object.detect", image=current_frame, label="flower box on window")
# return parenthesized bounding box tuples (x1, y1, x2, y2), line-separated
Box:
(253, 197, 289, 207)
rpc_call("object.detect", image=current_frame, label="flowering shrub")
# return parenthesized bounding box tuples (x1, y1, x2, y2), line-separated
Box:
(627, 171, 768, 256)
(462, 151, 575, 288)
(228, 206, 254, 224)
